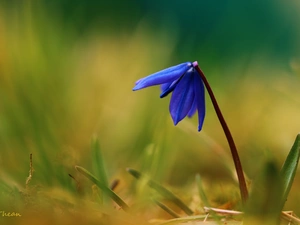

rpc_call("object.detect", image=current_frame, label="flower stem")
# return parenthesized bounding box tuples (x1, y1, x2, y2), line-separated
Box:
(193, 62, 248, 205)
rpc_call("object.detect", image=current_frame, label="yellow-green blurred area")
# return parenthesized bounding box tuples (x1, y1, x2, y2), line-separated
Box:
(1, 0, 300, 224)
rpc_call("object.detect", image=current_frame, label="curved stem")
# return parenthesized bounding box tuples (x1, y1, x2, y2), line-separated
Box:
(193, 62, 248, 204)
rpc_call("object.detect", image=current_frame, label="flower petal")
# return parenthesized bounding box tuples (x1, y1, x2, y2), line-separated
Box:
(187, 97, 197, 118)
(160, 76, 183, 98)
(169, 68, 195, 125)
(133, 62, 192, 91)
(161, 82, 172, 92)
(193, 70, 205, 131)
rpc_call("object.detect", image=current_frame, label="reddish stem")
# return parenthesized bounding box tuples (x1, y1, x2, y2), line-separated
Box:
(193, 61, 248, 204)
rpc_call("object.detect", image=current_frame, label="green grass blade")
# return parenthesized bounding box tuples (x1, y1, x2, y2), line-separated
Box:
(244, 161, 283, 225)
(280, 134, 300, 208)
(91, 137, 108, 187)
(75, 166, 129, 211)
(153, 199, 180, 218)
(195, 174, 210, 207)
(127, 168, 193, 215)
(195, 174, 221, 222)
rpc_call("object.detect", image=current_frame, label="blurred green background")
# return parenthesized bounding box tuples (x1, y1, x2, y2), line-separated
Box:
(0, 0, 300, 224)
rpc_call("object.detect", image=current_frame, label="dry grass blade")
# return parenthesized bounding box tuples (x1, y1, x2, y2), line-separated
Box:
(281, 211, 300, 224)
(26, 153, 34, 188)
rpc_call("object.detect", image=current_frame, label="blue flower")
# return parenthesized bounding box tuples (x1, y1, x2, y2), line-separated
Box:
(133, 61, 205, 131)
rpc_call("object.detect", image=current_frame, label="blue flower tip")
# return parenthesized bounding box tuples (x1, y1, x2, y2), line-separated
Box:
(198, 124, 204, 132)
(173, 120, 179, 126)
(160, 92, 168, 98)
(132, 85, 140, 91)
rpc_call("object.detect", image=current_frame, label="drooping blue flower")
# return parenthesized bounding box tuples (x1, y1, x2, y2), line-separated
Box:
(133, 61, 205, 131)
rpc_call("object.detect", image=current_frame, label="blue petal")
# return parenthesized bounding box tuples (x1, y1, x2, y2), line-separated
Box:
(133, 62, 192, 91)
(161, 82, 171, 92)
(160, 76, 183, 98)
(187, 98, 197, 118)
(169, 68, 195, 125)
(193, 70, 205, 131)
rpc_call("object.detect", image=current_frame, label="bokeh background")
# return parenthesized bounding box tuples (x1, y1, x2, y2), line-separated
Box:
(1, 0, 300, 224)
